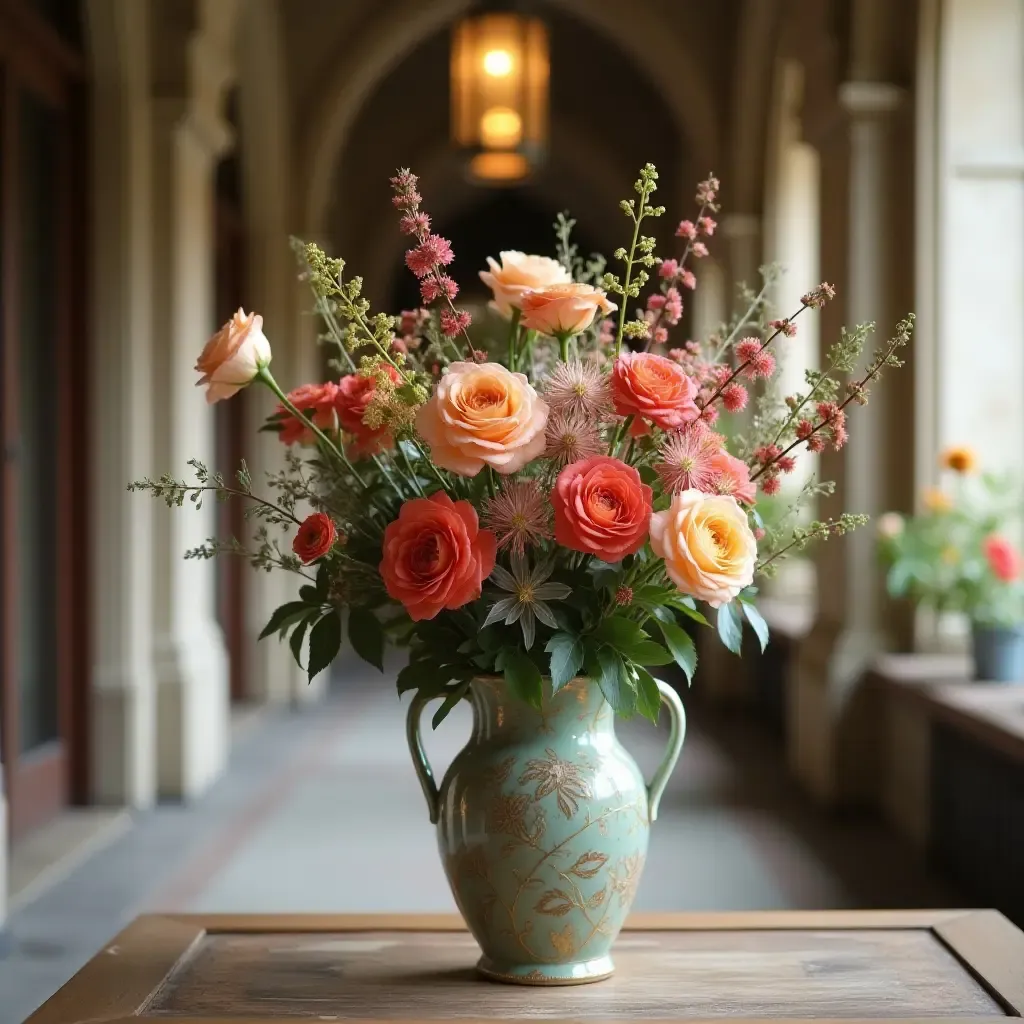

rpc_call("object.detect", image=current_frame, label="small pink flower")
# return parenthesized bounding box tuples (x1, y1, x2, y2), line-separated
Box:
(700, 404, 720, 425)
(770, 318, 797, 338)
(399, 308, 430, 336)
(801, 282, 836, 309)
(777, 455, 797, 473)
(699, 216, 717, 236)
(420, 274, 459, 303)
(400, 212, 431, 236)
(807, 434, 826, 453)
(796, 420, 815, 441)
(984, 535, 1021, 582)
(664, 287, 683, 325)
(754, 444, 782, 465)
(653, 326, 669, 345)
(543, 358, 613, 419)
(659, 259, 679, 280)
(736, 338, 762, 363)
(668, 348, 686, 363)
(722, 383, 748, 412)
(676, 219, 697, 240)
(761, 473, 781, 496)
(391, 337, 408, 355)
(692, 242, 709, 258)
(647, 293, 667, 311)
(754, 527, 766, 541)
(440, 308, 472, 337)
(482, 478, 552, 555)
(405, 234, 455, 278)
(598, 318, 616, 345)
(709, 449, 756, 505)
(655, 421, 725, 494)
(680, 270, 697, 290)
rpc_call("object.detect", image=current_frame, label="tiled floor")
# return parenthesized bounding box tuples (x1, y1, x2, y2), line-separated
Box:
(0, 660, 957, 1023)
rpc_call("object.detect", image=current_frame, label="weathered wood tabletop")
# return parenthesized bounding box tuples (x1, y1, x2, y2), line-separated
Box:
(21, 911, 1024, 1024)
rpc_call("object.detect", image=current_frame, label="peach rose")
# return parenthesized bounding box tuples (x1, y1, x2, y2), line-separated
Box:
(479, 251, 572, 318)
(195, 308, 272, 404)
(611, 351, 699, 431)
(709, 449, 756, 505)
(380, 492, 497, 621)
(415, 361, 548, 477)
(552, 456, 652, 561)
(519, 283, 617, 337)
(650, 490, 757, 607)
(336, 366, 401, 458)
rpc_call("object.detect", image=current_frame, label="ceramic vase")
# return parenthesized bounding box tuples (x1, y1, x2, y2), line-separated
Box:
(971, 623, 1024, 683)
(406, 674, 685, 985)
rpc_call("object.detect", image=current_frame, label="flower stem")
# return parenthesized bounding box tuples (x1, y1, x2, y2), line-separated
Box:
(614, 212, 644, 359)
(557, 332, 571, 363)
(508, 308, 522, 371)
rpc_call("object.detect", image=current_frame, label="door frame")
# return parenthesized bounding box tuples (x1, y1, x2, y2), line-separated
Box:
(0, 0, 89, 837)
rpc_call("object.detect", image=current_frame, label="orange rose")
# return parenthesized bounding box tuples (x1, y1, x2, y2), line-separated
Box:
(380, 492, 497, 621)
(519, 283, 617, 337)
(650, 490, 756, 607)
(195, 308, 272, 404)
(552, 456, 652, 561)
(415, 361, 548, 477)
(479, 251, 572, 318)
(611, 351, 699, 431)
(292, 512, 337, 564)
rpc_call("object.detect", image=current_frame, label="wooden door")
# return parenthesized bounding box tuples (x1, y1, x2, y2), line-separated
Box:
(0, 0, 89, 837)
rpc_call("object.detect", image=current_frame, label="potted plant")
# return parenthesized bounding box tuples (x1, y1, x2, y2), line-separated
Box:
(133, 164, 909, 984)
(878, 447, 1024, 682)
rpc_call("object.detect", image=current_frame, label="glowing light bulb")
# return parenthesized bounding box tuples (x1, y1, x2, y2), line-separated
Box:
(479, 107, 522, 148)
(482, 48, 513, 77)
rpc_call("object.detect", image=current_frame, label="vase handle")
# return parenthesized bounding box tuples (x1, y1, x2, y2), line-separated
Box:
(646, 678, 686, 823)
(406, 692, 441, 824)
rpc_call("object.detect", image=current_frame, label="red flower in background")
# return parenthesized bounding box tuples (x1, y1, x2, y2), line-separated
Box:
(984, 535, 1021, 582)
(276, 382, 340, 446)
(293, 513, 337, 564)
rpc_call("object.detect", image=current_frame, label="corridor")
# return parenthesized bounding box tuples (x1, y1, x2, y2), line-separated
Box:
(0, 652, 956, 1024)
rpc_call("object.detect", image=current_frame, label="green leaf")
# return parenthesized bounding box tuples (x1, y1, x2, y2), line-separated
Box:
(669, 599, 710, 626)
(431, 678, 473, 730)
(592, 615, 648, 650)
(545, 632, 584, 693)
(396, 661, 454, 696)
(307, 611, 343, 682)
(348, 607, 385, 671)
(632, 665, 662, 724)
(288, 616, 312, 669)
(299, 585, 320, 604)
(741, 602, 770, 653)
(477, 627, 505, 653)
(596, 647, 635, 717)
(503, 648, 544, 709)
(716, 601, 744, 655)
(629, 640, 675, 667)
(258, 601, 310, 641)
(654, 617, 698, 683)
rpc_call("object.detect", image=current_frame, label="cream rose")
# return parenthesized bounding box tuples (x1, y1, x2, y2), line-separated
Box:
(519, 283, 617, 337)
(479, 251, 572, 318)
(650, 489, 757, 607)
(415, 361, 549, 477)
(195, 308, 272, 404)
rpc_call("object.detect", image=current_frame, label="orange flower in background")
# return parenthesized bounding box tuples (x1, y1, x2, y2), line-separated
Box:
(276, 382, 340, 446)
(611, 351, 700, 431)
(195, 308, 272, 404)
(380, 492, 497, 621)
(552, 456, 652, 561)
(479, 251, 572, 318)
(519, 283, 617, 337)
(922, 487, 952, 513)
(415, 362, 548, 477)
(292, 512, 337, 564)
(650, 490, 757, 607)
(984, 535, 1021, 582)
(940, 446, 976, 474)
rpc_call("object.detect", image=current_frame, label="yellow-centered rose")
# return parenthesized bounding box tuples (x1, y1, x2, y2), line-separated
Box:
(650, 490, 756, 607)
(415, 361, 549, 477)
(478, 251, 572, 318)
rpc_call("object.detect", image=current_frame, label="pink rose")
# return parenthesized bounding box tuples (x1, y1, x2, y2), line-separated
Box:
(519, 283, 617, 337)
(709, 449, 756, 505)
(195, 308, 272, 404)
(611, 351, 700, 431)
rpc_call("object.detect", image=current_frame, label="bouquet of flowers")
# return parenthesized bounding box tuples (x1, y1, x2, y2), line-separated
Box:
(132, 164, 912, 728)
(878, 448, 1023, 627)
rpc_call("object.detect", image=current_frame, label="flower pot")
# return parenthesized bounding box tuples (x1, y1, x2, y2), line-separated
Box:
(406, 674, 685, 985)
(971, 623, 1024, 683)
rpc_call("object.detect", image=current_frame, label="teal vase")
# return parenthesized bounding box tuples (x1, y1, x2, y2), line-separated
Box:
(406, 674, 686, 985)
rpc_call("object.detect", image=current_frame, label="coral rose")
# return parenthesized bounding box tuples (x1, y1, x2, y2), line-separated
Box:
(709, 449, 756, 505)
(519, 283, 617, 337)
(195, 308, 272, 404)
(650, 490, 757, 607)
(292, 512, 337, 564)
(415, 361, 548, 477)
(276, 382, 340, 446)
(479, 251, 572, 318)
(984, 534, 1021, 582)
(552, 456, 652, 561)
(611, 351, 700, 431)
(336, 366, 401, 458)
(380, 492, 497, 621)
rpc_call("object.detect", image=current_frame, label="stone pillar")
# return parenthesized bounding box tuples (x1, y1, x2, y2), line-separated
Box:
(149, 85, 233, 798)
(86, 0, 158, 807)
(0, 737, 7, 937)
(790, 74, 905, 806)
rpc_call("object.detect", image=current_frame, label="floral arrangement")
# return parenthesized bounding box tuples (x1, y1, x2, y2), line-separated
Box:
(132, 164, 912, 728)
(878, 447, 1023, 626)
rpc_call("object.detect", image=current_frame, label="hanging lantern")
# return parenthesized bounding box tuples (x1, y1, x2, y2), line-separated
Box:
(450, 8, 549, 184)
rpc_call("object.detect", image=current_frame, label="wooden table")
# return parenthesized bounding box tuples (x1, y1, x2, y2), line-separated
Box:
(22, 911, 1024, 1023)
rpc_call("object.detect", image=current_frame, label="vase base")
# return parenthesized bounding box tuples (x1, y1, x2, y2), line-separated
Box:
(476, 954, 614, 986)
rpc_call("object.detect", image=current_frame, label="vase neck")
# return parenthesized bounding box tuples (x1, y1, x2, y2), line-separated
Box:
(469, 676, 612, 741)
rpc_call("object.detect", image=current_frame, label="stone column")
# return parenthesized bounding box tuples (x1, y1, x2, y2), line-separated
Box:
(149, 90, 233, 799)
(790, 76, 905, 806)
(0, 736, 7, 937)
(86, 0, 158, 808)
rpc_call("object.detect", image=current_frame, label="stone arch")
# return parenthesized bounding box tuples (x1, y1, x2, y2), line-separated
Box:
(300, 0, 720, 239)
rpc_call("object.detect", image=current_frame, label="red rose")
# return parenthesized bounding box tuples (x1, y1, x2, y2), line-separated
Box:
(336, 366, 401, 458)
(276, 382, 340, 446)
(380, 492, 497, 621)
(292, 512, 337, 564)
(552, 455, 653, 561)
(611, 351, 700, 431)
